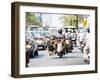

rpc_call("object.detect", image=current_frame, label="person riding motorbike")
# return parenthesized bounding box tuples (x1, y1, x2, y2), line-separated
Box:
(56, 29, 65, 58)
(57, 39, 64, 58)
(64, 30, 73, 53)
(71, 30, 76, 47)
(48, 36, 55, 56)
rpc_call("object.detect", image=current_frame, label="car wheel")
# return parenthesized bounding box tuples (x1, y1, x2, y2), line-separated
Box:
(43, 46, 46, 50)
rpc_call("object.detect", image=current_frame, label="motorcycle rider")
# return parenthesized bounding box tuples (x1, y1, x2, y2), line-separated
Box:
(71, 30, 76, 47)
(64, 29, 73, 53)
(48, 36, 55, 56)
(56, 29, 65, 57)
(25, 40, 30, 67)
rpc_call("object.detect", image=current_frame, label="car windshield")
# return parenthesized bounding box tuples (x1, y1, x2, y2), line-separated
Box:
(32, 32, 43, 37)
(30, 27, 40, 32)
(43, 32, 50, 36)
(26, 32, 34, 40)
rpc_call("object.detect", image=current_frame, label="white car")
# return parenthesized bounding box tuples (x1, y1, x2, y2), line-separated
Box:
(32, 31, 47, 50)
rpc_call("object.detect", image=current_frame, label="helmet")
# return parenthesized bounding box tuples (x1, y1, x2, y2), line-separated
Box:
(86, 28, 90, 33)
(58, 29, 62, 34)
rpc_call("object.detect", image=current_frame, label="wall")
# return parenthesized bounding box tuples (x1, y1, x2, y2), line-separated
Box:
(0, 0, 99, 80)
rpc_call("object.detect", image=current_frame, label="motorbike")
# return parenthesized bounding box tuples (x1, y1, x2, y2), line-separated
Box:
(84, 46, 90, 64)
(56, 39, 67, 58)
(25, 40, 33, 67)
(49, 39, 73, 58)
(48, 37, 73, 58)
(65, 40, 73, 53)
(80, 41, 85, 53)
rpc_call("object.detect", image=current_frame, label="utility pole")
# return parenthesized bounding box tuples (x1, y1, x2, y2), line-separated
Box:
(76, 14, 78, 30)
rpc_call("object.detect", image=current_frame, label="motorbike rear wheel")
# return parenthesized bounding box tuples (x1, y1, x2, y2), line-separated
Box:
(59, 54, 63, 58)
(58, 52, 63, 58)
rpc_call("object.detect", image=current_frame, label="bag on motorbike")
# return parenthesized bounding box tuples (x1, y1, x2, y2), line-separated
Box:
(57, 42, 63, 52)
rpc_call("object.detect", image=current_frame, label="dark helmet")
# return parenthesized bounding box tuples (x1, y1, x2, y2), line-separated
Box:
(66, 29, 68, 32)
(86, 28, 90, 33)
(58, 29, 62, 34)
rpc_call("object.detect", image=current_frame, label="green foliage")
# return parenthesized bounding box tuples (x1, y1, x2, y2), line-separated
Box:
(59, 15, 84, 28)
(26, 12, 42, 27)
(78, 15, 84, 24)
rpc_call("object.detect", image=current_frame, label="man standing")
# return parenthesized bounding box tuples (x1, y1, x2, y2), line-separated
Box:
(83, 28, 90, 63)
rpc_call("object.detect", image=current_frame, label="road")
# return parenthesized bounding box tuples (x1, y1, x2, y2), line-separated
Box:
(28, 47, 88, 67)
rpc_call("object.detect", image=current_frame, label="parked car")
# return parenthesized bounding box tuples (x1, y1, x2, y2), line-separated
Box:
(32, 31, 47, 50)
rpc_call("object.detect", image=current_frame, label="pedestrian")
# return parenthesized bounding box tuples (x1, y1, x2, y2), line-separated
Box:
(64, 29, 73, 53)
(77, 28, 86, 49)
(83, 28, 90, 63)
(76, 30, 80, 47)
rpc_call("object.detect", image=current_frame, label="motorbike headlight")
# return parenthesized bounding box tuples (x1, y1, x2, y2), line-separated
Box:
(26, 44, 32, 49)
(81, 44, 84, 47)
(66, 40, 69, 44)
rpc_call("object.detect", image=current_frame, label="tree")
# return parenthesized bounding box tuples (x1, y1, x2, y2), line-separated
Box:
(78, 15, 84, 24)
(60, 15, 87, 28)
(59, 15, 78, 28)
(25, 12, 42, 28)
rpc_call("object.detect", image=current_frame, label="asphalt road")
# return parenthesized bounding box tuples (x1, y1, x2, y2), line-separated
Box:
(28, 47, 88, 67)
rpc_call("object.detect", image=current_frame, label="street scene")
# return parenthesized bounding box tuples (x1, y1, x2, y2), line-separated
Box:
(25, 12, 90, 67)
